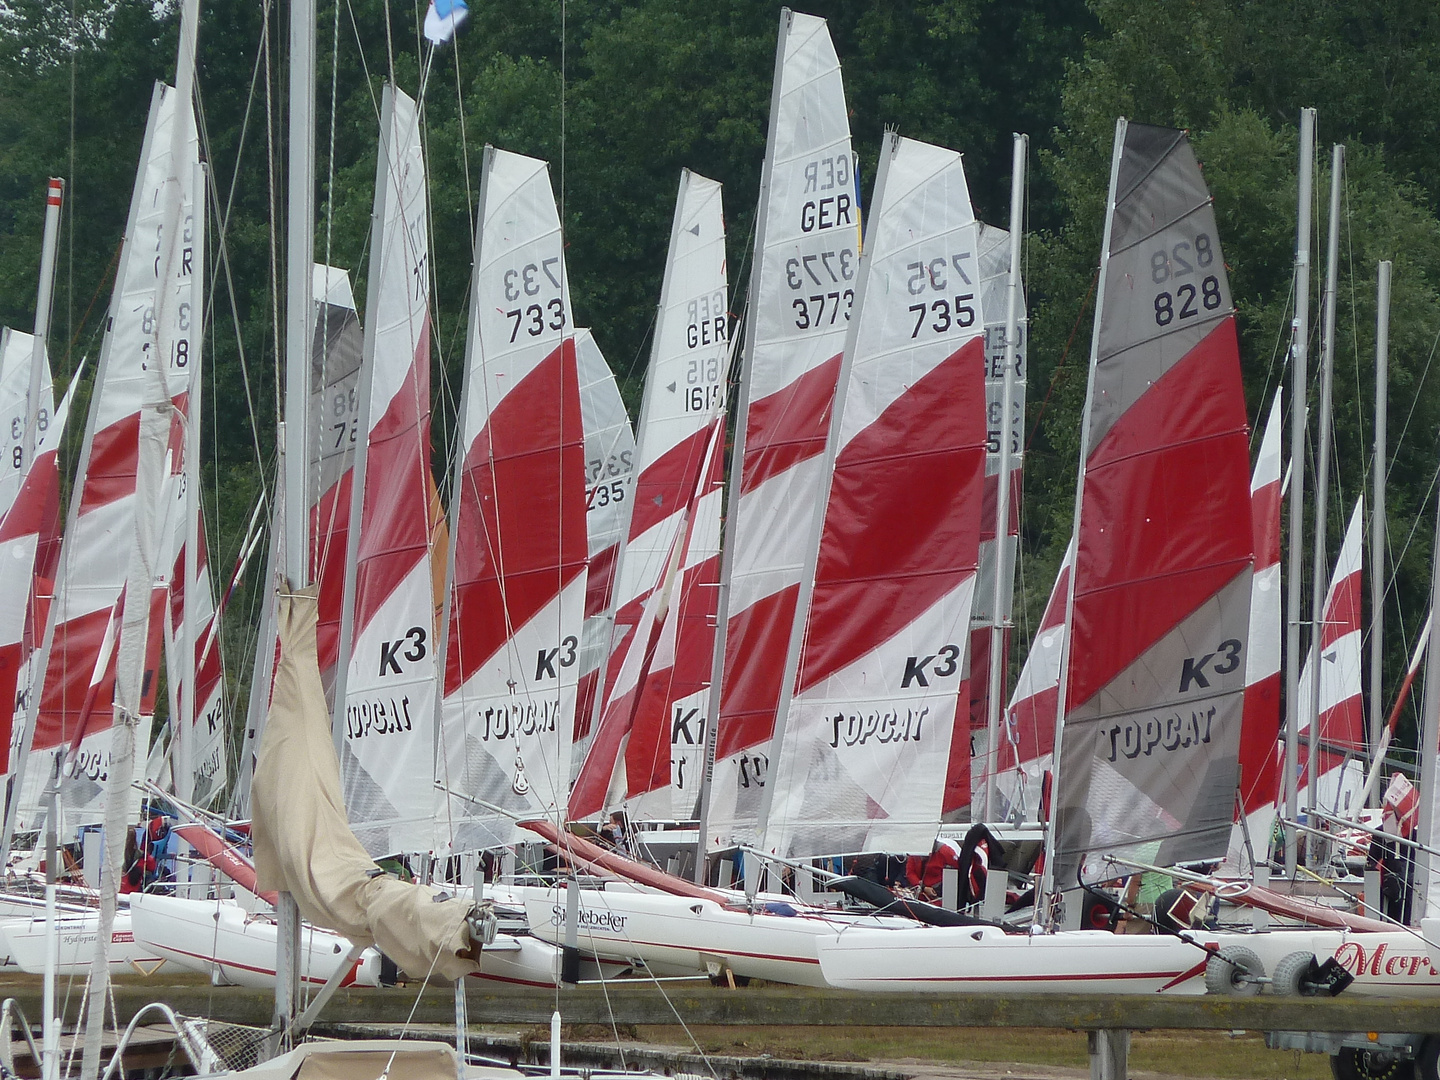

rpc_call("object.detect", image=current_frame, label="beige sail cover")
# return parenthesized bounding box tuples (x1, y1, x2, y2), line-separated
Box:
(253, 588, 477, 981)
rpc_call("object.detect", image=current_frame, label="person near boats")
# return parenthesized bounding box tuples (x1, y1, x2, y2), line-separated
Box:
(1366, 773, 1419, 924)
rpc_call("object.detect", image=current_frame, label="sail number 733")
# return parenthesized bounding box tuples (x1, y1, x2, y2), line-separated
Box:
(500, 257, 567, 342)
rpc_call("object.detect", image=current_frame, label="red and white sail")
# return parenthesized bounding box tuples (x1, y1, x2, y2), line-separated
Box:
(232, 266, 362, 817)
(707, 10, 855, 849)
(574, 170, 728, 820)
(573, 327, 636, 769)
(1296, 498, 1366, 818)
(438, 147, 587, 851)
(762, 134, 988, 858)
(1227, 389, 1284, 867)
(1051, 122, 1254, 885)
(332, 86, 440, 857)
(161, 518, 226, 806)
(959, 222, 1029, 820)
(995, 538, 1073, 824)
(13, 80, 201, 834)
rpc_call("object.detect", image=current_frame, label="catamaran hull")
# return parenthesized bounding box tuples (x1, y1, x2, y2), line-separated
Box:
(2, 910, 163, 976)
(816, 925, 1367, 995)
(129, 894, 378, 988)
(523, 886, 907, 987)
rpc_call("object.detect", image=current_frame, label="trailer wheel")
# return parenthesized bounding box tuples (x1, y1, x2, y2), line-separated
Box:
(1414, 1037, 1439, 1080)
(1204, 945, 1264, 996)
(1331, 1046, 1414, 1080)
(1271, 951, 1322, 996)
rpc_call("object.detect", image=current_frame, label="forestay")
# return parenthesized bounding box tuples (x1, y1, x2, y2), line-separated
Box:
(763, 134, 987, 858)
(573, 328, 636, 770)
(576, 170, 727, 820)
(439, 147, 586, 851)
(1051, 121, 1253, 889)
(708, 10, 856, 850)
(959, 222, 1027, 820)
(1295, 498, 1365, 818)
(334, 85, 440, 857)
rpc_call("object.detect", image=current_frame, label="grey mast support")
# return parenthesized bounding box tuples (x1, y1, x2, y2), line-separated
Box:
(1369, 261, 1391, 770)
(1304, 143, 1344, 820)
(1284, 107, 1316, 877)
(275, 0, 316, 1049)
(982, 132, 1028, 821)
(26, 177, 63, 469)
(1416, 484, 1440, 920)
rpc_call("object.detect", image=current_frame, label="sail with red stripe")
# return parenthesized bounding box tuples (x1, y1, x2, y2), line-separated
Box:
(762, 133, 988, 858)
(707, 10, 855, 849)
(995, 538, 1072, 824)
(162, 522, 226, 806)
(1051, 121, 1254, 885)
(332, 85, 440, 857)
(573, 328, 636, 766)
(574, 170, 728, 820)
(13, 79, 201, 834)
(960, 222, 1028, 819)
(438, 147, 587, 851)
(1228, 389, 1283, 867)
(1295, 498, 1365, 817)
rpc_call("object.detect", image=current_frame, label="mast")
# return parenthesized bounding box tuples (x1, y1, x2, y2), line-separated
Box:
(26, 178, 63, 470)
(983, 133, 1027, 821)
(1305, 143, 1344, 818)
(1284, 107, 1316, 877)
(1369, 260, 1390, 777)
(1417, 508, 1440, 920)
(1041, 119, 1125, 915)
(274, 0, 316, 1044)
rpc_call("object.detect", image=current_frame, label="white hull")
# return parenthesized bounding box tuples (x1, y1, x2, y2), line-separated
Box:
(816, 924, 1371, 995)
(2, 909, 164, 976)
(522, 885, 909, 987)
(130, 894, 379, 988)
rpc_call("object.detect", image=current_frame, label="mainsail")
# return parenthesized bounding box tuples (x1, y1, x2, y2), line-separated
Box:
(1295, 498, 1366, 817)
(439, 147, 587, 851)
(573, 328, 636, 769)
(962, 223, 1027, 819)
(333, 85, 440, 858)
(707, 10, 855, 849)
(1228, 390, 1284, 866)
(573, 170, 728, 820)
(995, 539, 1073, 824)
(762, 134, 987, 858)
(1051, 121, 1253, 889)
(161, 525, 227, 806)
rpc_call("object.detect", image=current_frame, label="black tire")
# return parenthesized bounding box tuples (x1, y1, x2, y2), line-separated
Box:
(1331, 1046, 1415, 1080)
(1204, 945, 1264, 996)
(1271, 951, 1322, 997)
(1413, 1037, 1440, 1080)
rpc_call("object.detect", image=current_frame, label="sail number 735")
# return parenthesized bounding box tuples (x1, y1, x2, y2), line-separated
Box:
(906, 252, 975, 337)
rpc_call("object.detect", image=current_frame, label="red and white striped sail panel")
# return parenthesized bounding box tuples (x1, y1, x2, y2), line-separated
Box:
(995, 538, 1073, 824)
(16, 81, 200, 833)
(961, 221, 1028, 819)
(762, 134, 988, 859)
(573, 328, 636, 763)
(571, 414, 724, 821)
(1227, 389, 1283, 867)
(334, 86, 440, 858)
(162, 521, 227, 807)
(1052, 121, 1254, 884)
(0, 330, 61, 779)
(231, 267, 362, 818)
(440, 147, 587, 852)
(1295, 498, 1366, 817)
(582, 170, 728, 820)
(708, 10, 856, 849)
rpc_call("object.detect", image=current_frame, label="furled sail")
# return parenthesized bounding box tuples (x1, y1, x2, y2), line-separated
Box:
(1227, 390, 1284, 867)
(333, 85, 440, 858)
(11, 80, 200, 835)
(961, 223, 1027, 819)
(762, 133, 987, 858)
(1051, 121, 1253, 888)
(707, 10, 855, 849)
(575, 170, 728, 820)
(995, 538, 1073, 824)
(1295, 498, 1365, 817)
(573, 328, 636, 768)
(161, 526, 227, 806)
(439, 148, 587, 851)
